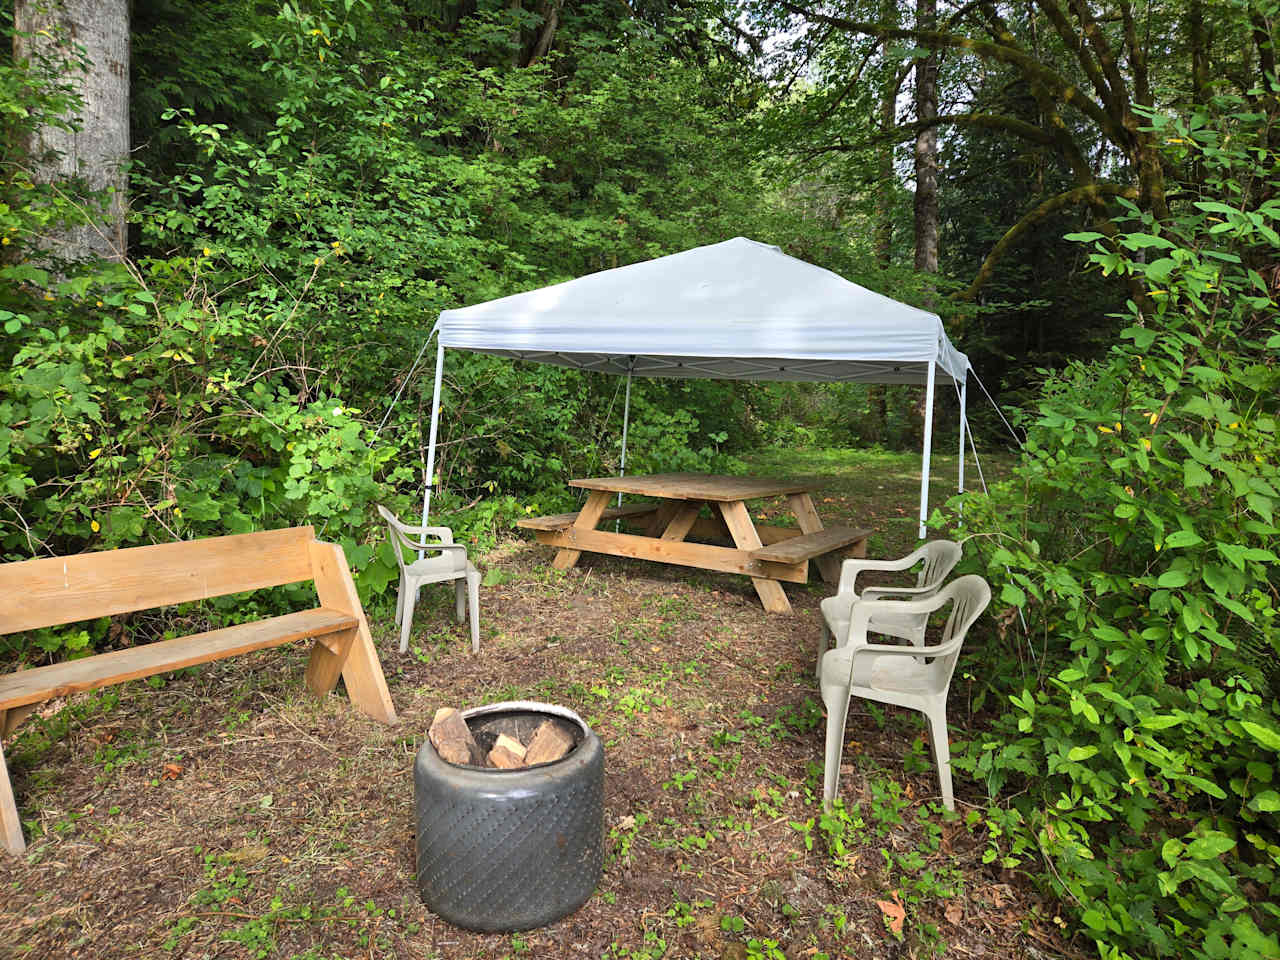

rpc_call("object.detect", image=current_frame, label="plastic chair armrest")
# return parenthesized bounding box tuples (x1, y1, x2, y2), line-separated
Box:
(836, 546, 927, 595)
(410, 541, 469, 554)
(849, 636, 964, 661)
(844, 593, 950, 642)
(401, 525, 456, 543)
(860, 584, 938, 601)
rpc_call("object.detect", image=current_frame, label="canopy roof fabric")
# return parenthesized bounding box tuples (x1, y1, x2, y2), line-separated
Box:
(436, 237, 968, 385)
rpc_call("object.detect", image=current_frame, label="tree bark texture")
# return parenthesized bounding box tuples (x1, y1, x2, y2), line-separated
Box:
(874, 0, 898, 268)
(912, 0, 939, 275)
(14, 0, 129, 263)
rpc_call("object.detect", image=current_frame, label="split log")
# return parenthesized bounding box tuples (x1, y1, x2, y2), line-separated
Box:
(488, 744, 525, 769)
(494, 733, 527, 761)
(525, 719, 574, 765)
(429, 707, 483, 766)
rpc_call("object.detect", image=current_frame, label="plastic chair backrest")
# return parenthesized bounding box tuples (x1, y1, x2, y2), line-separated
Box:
(922, 574, 991, 696)
(916, 540, 963, 592)
(376, 505, 454, 572)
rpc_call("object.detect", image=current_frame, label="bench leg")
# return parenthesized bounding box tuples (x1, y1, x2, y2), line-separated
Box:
(787, 493, 840, 586)
(0, 740, 25, 856)
(2, 703, 38, 740)
(552, 490, 611, 571)
(308, 541, 398, 725)
(306, 627, 358, 697)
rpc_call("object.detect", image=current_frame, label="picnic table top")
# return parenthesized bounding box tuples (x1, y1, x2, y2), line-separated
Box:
(568, 472, 817, 502)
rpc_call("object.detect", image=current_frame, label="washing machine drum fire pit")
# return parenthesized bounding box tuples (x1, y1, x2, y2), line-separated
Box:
(414, 701, 604, 932)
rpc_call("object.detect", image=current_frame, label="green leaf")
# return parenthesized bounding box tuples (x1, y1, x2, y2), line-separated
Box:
(1000, 583, 1026, 607)
(1183, 461, 1214, 488)
(1080, 909, 1108, 931)
(1247, 492, 1274, 523)
(1183, 775, 1228, 800)
(1144, 257, 1177, 283)
(1249, 790, 1280, 812)
(1157, 569, 1190, 588)
(1067, 746, 1098, 762)
(1241, 721, 1280, 752)
(1185, 833, 1235, 859)
(1163, 530, 1204, 548)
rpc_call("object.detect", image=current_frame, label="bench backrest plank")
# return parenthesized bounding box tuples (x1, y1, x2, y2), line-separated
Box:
(0, 527, 318, 634)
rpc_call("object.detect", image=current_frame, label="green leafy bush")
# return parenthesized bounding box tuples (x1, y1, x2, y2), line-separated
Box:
(950, 99, 1280, 959)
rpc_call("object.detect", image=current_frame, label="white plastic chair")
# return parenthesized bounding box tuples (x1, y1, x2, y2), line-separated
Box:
(817, 540, 962, 671)
(377, 505, 480, 654)
(819, 574, 990, 811)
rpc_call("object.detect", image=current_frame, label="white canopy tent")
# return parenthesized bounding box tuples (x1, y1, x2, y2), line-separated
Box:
(422, 236, 971, 539)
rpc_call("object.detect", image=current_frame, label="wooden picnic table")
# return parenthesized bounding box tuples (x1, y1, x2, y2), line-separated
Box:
(516, 472, 870, 614)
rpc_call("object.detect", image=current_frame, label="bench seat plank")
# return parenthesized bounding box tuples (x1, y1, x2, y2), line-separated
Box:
(750, 526, 872, 564)
(516, 503, 658, 532)
(0, 607, 356, 711)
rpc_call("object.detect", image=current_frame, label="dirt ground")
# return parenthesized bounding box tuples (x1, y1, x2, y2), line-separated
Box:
(1, 450, 1079, 960)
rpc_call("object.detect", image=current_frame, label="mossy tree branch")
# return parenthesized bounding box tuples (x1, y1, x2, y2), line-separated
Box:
(959, 183, 1139, 301)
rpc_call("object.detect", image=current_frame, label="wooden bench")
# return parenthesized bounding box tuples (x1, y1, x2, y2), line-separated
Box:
(750, 525, 871, 564)
(516, 502, 659, 532)
(0, 526, 398, 856)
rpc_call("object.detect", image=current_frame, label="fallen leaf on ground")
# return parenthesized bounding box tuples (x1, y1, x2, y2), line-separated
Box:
(876, 892, 906, 935)
(945, 901, 964, 925)
(161, 763, 184, 781)
(227, 843, 269, 865)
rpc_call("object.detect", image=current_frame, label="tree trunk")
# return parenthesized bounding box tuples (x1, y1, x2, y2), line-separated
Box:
(869, 0, 899, 446)
(526, 0, 562, 66)
(1188, 0, 1209, 107)
(13, 0, 129, 263)
(874, 46, 897, 261)
(912, 0, 938, 275)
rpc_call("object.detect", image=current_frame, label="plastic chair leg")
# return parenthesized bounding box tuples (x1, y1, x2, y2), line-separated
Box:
(399, 585, 417, 654)
(395, 572, 406, 628)
(816, 621, 831, 679)
(925, 707, 954, 810)
(454, 581, 466, 623)
(466, 571, 481, 653)
(820, 674, 852, 811)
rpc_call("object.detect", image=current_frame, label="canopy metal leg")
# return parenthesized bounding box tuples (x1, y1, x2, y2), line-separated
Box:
(917, 361, 936, 540)
(958, 377, 967, 494)
(420, 342, 445, 556)
(618, 370, 633, 500)
(615, 370, 633, 529)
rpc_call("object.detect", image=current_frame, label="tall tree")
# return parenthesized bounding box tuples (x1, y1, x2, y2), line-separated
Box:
(758, 0, 1272, 300)
(13, 0, 129, 262)
(912, 0, 938, 275)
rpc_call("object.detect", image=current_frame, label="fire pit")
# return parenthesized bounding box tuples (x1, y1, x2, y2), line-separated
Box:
(414, 701, 604, 932)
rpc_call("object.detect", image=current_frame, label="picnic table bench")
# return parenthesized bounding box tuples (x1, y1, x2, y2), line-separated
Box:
(518, 473, 870, 614)
(0, 526, 398, 855)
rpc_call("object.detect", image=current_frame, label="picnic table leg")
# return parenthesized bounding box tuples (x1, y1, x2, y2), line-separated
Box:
(553, 490, 612, 571)
(718, 500, 792, 614)
(644, 502, 678, 537)
(661, 502, 702, 541)
(788, 492, 841, 586)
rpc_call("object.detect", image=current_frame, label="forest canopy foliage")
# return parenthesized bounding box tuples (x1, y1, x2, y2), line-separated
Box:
(2, 0, 1279, 958)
